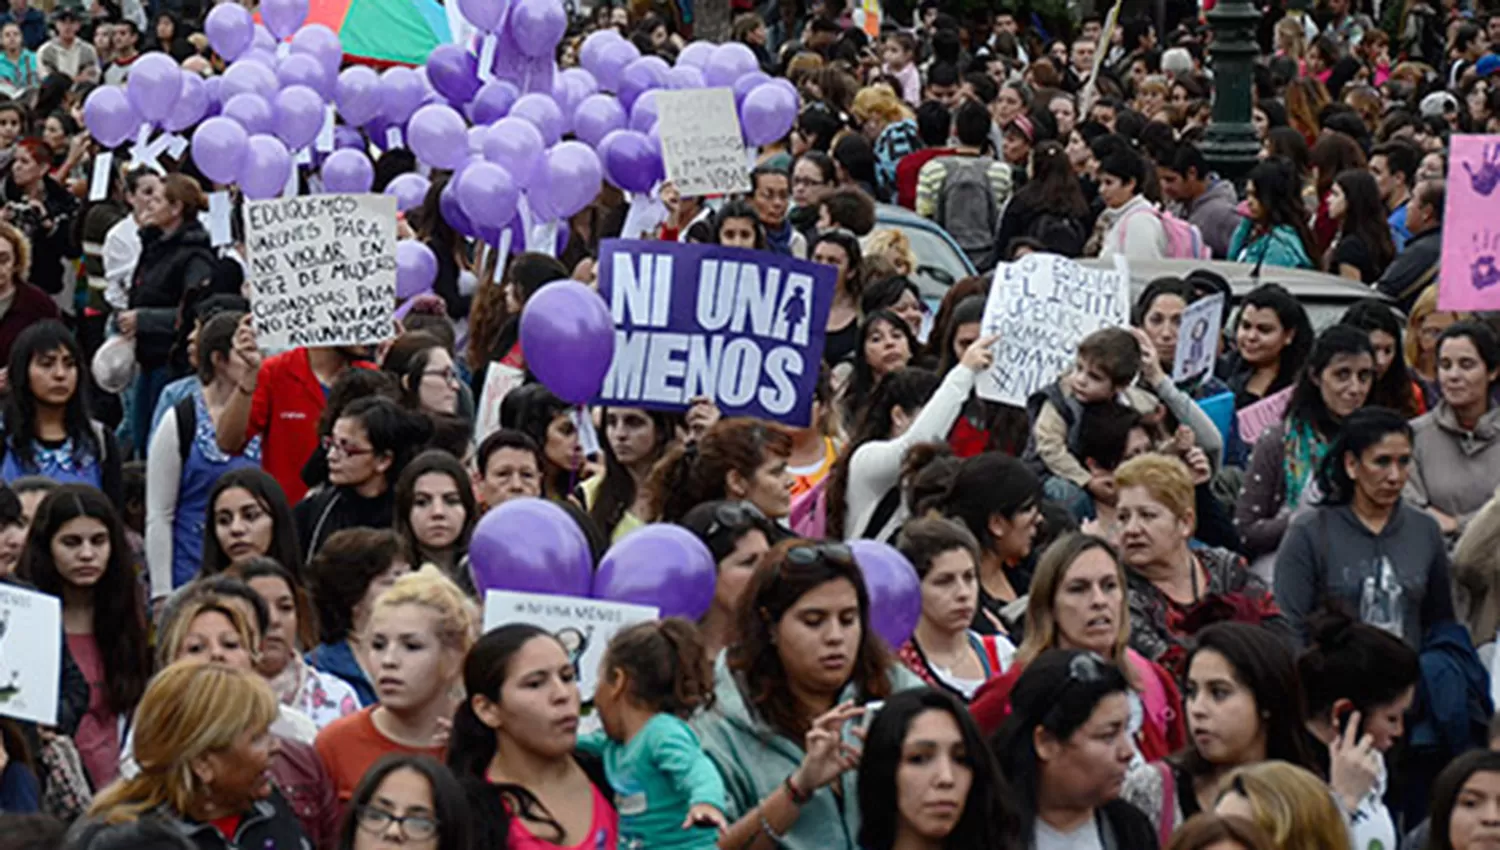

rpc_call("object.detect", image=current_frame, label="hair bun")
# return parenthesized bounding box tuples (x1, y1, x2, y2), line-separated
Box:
(1307, 607, 1356, 649)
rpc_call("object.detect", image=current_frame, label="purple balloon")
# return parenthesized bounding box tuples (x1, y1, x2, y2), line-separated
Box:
(546, 142, 603, 219)
(273, 85, 323, 150)
(204, 3, 254, 62)
(126, 52, 181, 123)
(572, 94, 626, 149)
(592, 526, 716, 619)
(616, 56, 664, 110)
(331, 124, 362, 150)
(385, 172, 430, 212)
(590, 38, 639, 93)
(406, 104, 468, 170)
(676, 40, 714, 69)
(335, 66, 381, 127)
(252, 24, 275, 52)
(276, 53, 332, 100)
(847, 540, 922, 648)
(666, 65, 705, 90)
(396, 240, 438, 298)
(191, 117, 248, 184)
(222, 92, 274, 135)
(240, 48, 278, 68)
(83, 86, 138, 147)
(456, 0, 508, 32)
(510, 0, 566, 58)
(578, 29, 622, 71)
(560, 67, 598, 97)
(427, 44, 480, 105)
(481, 117, 544, 190)
(289, 23, 342, 77)
(628, 90, 659, 133)
(468, 79, 518, 124)
(509, 93, 564, 147)
(733, 70, 771, 108)
(520, 280, 614, 404)
(239, 134, 293, 200)
(598, 130, 660, 194)
(320, 149, 373, 193)
(439, 180, 477, 236)
(741, 82, 797, 146)
(163, 73, 209, 132)
(469, 498, 593, 596)
(705, 42, 759, 88)
(456, 161, 519, 228)
(222, 60, 278, 101)
(203, 75, 224, 105)
(379, 67, 426, 126)
(261, 0, 308, 39)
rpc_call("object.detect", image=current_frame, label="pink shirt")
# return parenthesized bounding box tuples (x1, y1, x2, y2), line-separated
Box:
(66, 633, 121, 790)
(506, 784, 618, 850)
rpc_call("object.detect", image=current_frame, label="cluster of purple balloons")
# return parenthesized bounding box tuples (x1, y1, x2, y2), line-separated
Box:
(467, 498, 922, 647)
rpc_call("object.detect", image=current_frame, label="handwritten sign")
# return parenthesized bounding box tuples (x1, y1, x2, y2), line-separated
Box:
(975, 253, 1131, 407)
(0, 584, 61, 726)
(483, 590, 658, 705)
(1236, 385, 1294, 446)
(1172, 293, 1224, 382)
(243, 193, 397, 351)
(656, 89, 751, 198)
(594, 239, 835, 426)
(1440, 135, 1500, 311)
(475, 363, 525, 446)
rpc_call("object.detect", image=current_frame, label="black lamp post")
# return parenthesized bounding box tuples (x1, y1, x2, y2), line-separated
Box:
(1202, 0, 1263, 182)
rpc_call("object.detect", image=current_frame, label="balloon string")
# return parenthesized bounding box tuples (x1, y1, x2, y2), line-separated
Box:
(569, 403, 583, 496)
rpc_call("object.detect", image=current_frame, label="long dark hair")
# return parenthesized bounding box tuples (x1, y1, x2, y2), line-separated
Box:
(1285, 324, 1373, 437)
(1014, 140, 1088, 218)
(339, 754, 473, 850)
(589, 407, 676, 533)
(859, 688, 1020, 850)
(1428, 750, 1500, 850)
(645, 418, 793, 523)
(1233, 283, 1315, 398)
(4, 321, 100, 469)
(448, 625, 595, 848)
(712, 199, 767, 250)
(393, 450, 477, 571)
(728, 539, 895, 740)
(936, 295, 986, 374)
(201, 468, 303, 577)
(844, 310, 919, 421)
(1178, 623, 1319, 779)
(18, 485, 149, 715)
(994, 650, 1131, 843)
(1246, 157, 1317, 261)
(1329, 170, 1395, 276)
(825, 367, 940, 539)
(1315, 406, 1411, 506)
(507, 383, 576, 499)
(1340, 300, 1420, 417)
(933, 452, 1041, 556)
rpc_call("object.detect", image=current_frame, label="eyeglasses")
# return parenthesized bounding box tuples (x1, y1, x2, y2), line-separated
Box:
(421, 367, 459, 384)
(356, 806, 438, 841)
(322, 437, 375, 458)
(786, 542, 855, 567)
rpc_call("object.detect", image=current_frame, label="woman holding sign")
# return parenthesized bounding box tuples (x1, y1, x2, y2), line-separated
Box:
(118, 173, 216, 459)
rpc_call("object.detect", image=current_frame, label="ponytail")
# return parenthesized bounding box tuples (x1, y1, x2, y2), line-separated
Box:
(603, 618, 715, 719)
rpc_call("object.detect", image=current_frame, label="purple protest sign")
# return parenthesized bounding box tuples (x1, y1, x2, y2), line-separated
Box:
(594, 239, 835, 427)
(1440, 135, 1500, 311)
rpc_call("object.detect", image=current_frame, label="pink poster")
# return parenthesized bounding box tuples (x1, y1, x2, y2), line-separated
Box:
(1439, 135, 1500, 312)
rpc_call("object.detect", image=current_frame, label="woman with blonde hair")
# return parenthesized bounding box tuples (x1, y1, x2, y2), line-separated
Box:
(862, 228, 916, 278)
(969, 533, 1185, 762)
(1167, 814, 1276, 850)
(84, 662, 308, 847)
(314, 566, 476, 803)
(851, 85, 918, 202)
(1215, 761, 1350, 850)
(1406, 284, 1473, 407)
(1273, 17, 1306, 63)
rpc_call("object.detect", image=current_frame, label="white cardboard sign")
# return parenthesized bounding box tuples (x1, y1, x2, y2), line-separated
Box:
(0, 583, 61, 726)
(656, 88, 752, 198)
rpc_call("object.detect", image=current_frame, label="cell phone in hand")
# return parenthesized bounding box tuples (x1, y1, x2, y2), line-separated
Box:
(859, 700, 885, 733)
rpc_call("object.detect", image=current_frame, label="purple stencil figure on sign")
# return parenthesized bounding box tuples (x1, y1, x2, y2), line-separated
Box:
(1465, 144, 1500, 196)
(1474, 256, 1500, 290)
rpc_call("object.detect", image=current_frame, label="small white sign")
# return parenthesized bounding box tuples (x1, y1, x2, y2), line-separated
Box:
(316, 104, 336, 152)
(386, 126, 403, 150)
(975, 253, 1131, 407)
(656, 88, 751, 198)
(0, 584, 61, 726)
(242, 193, 398, 350)
(88, 151, 113, 202)
(475, 362, 525, 445)
(482, 590, 658, 703)
(206, 191, 233, 247)
(1171, 293, 1224, 382)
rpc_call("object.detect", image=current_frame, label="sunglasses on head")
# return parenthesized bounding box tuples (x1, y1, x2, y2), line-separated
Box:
(705, 501, 768, 541)
(786, 542, 855, 567)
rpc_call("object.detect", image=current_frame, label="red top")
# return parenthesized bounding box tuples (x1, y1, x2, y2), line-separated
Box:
(248, 348, 374, 504)
(894, 147, 955, 211)
(208, 814, 242, 840)
(315, 706, 446, 805)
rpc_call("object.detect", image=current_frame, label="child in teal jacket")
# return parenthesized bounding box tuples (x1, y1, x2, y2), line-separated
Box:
(1228, 219, 1316, 270)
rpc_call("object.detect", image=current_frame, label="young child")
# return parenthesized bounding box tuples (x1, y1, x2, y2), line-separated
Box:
(581, 619, 727, 850)
(881, 32, 921, 108)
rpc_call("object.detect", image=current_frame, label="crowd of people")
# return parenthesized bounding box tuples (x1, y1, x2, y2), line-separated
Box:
(0, 0, 1491, 849)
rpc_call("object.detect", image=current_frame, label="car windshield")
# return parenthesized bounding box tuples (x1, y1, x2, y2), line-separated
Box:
(874, 218, 973, 303)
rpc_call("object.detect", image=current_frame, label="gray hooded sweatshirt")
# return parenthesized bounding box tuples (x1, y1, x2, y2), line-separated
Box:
(1274, 502, 1455, 650)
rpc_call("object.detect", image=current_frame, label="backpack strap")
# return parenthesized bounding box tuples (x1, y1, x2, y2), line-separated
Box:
(174, 395, 195, 466)
(1114, 204, 1160, 251)
(978, 635, 1004, 675)
(1154, 761, 1176, 846)
(859, 487, 904, 540)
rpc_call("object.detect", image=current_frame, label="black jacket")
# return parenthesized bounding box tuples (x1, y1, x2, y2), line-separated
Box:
(1, 176, 79, 296)
(1376, 226, 1441, 314)
(129, 220, 217, 371)
(293, 485, 396, 559)
(69, 788, 310, 850)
